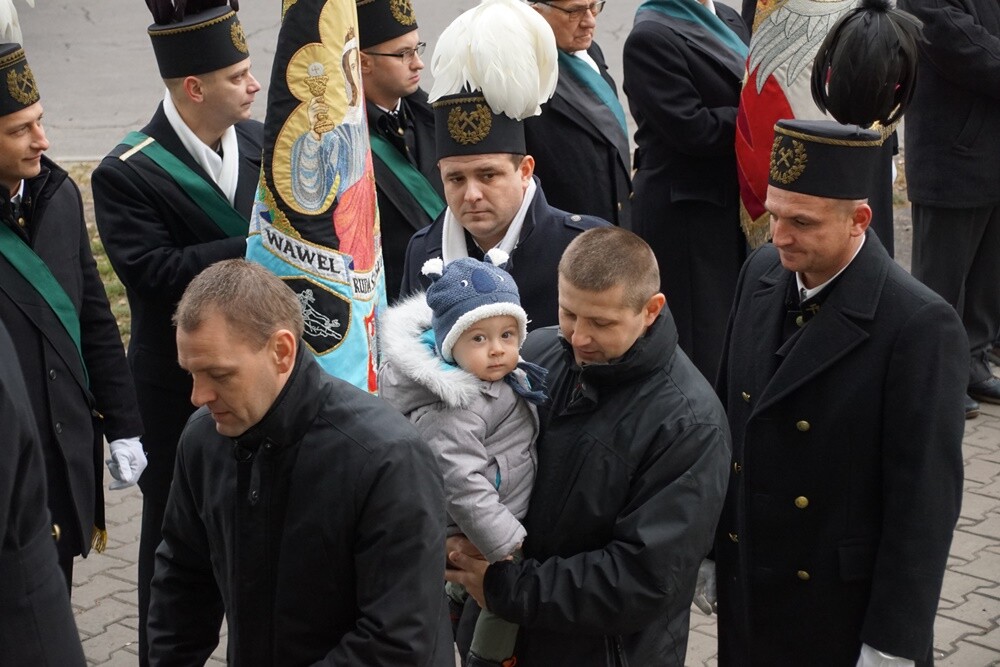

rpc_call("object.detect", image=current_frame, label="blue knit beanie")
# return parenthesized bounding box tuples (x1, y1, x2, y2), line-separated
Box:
(422, 249, 528, 362)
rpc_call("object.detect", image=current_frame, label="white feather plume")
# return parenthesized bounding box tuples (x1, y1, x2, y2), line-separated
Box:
(0, 0, 33, 44)
(429, 0, 557, 120)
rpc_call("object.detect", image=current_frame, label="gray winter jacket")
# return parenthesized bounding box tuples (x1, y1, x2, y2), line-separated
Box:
(379, 295, 538, 562)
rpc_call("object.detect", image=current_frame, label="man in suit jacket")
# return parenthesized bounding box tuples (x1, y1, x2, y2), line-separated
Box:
(712, 120, 967, 665)
(400, 91, 608, 331)
(91, 7, 263, 664)
(0, 44, 145, 590)
(623, 0, 750, 383)
(524, 0, 632, 227)
(357, 0, 444, 303)
(899, 0, 1000, 416)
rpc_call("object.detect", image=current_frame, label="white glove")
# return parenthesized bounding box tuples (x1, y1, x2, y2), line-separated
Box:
(106, 437, 147, 490)
(856, 644, 914, 667)
(692, 559, 717, 616)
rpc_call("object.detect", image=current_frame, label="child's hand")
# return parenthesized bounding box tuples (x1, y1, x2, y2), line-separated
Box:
(445, 534, 484, 568)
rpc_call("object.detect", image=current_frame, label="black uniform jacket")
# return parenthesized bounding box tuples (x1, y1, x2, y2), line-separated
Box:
(0, 321, 86, 666)
(148, 348, 454, 666)
(714, 232, 967, 665)
(523, 42, 632, 228)
(484, 313, 731, 666)
(368, 90, 443, 302)
(899, 0, 1000, 207)
(0, 157, 142, 559)
(399, 181, 609, 328)
(91, 106, 263, 500)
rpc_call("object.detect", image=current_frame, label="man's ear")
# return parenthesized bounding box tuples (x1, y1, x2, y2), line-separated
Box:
(271, 329, 298, 374)
(183, 75, 205, 104)
(519, 155, 535, 185)
(359, 52, 374, 74)
(643, 292, 666, 327)
(851, 202, 872, 237)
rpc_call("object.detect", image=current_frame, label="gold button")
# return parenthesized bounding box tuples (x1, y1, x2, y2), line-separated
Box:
(741, 391, 750, 403)
(617, 202, 623, 211)
(794, 496, 809, 509)
(795, 314, 804, 327)
(796, 420, 810, 432)
(396, 128, 404, 136)
(728, 532, 739, 543)
(797, 570, 810, 581)
(733, 462, 743, 474)
(52, 523, 61, 541)
(17, 217, 25, 227)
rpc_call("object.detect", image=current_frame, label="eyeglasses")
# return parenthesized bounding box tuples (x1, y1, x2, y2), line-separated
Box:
(535, 0, 605, 19)
(364, 42, 426, 63)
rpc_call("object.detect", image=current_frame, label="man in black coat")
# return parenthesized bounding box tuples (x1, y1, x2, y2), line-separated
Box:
(0, 319, 86, 666)
(899, 0, 1000, 416)
(357, 0, 444, 303)
(400, 91, 609, 330)
(149, 259, 452, 667)
(623, 0, 750, 383)
(445, 228, 731, 666)
(712, 120, 967, 665)
(0, 44, 145, 588)
(524, 0, 632, 227)
(91, 7, 262, 663)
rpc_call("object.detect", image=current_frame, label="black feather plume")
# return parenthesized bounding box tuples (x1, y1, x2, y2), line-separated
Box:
(812, 0, 924, 127)
(146, 0, 239, 25)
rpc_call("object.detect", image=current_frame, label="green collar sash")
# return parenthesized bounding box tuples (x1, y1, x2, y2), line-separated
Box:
(119, 131, 250, 238)
(639, 0, 749, 59)
(0, 222, 88, 385)
(557, 50, 629, 136)
(369, 134, 446, 221)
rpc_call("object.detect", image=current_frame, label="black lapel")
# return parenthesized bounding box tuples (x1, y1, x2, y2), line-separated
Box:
(233, 121, 263, 217)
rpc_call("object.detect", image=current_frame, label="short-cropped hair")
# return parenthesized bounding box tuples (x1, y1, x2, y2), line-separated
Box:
(558, 227, 660, 312)
(173, 259, 305, 348)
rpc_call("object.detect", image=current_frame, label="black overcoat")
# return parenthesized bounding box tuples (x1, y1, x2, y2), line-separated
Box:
(0, 321, 86, 666)
(368, 90, 443, 303)
(148, 350, 454, 667)
(91, 106, 263, 501)
(0, 157, 142, 560)
(623, 6, 750, 382)
(399, 181, 609, 329)
(523, 42, 632, 228)
(714, 232, 967, 665)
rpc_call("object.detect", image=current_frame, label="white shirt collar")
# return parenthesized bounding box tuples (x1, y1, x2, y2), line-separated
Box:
(162, 90, 240, 205)
(796, 235, 866, 302)
(571, 49, 601, 74)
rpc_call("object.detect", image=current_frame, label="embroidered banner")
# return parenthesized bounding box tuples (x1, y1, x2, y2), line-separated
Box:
(247, 0, 385, 393)
(736, 0, 857, 248)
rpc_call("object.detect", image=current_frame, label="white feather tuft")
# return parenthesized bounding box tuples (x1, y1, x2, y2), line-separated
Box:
(421, 257, 445, 278)
(484, 248, 510, 267)
(428, 0, 557, 120)
(0, 0, 23, 43)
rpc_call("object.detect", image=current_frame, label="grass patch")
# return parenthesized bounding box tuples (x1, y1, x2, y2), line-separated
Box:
(68, 161, 132, 347)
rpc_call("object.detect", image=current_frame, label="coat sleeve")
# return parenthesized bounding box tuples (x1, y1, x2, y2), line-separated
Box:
(483, 420, 731, 635)
(147, 439, 225, 666)
(860, 299, 966, 658)
(415, 406, 527, 563)
(317, 431, 449, 666)
(899, 0, 1000, 99)
(72, 179, 143, 441)
(623, 25, 739, 157)
(91, 159, 247, 305)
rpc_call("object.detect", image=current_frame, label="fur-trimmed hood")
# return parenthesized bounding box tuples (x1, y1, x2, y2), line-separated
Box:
(378, 294, 486, 412)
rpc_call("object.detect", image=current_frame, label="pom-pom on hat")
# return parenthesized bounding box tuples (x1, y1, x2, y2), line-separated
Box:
(422, 249, 528, 363)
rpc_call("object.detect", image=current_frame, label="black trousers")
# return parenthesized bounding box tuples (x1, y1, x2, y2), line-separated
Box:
(911, 202, 1000, 385)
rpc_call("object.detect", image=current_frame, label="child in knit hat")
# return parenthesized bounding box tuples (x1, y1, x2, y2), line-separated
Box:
(379, 250, 546, 667)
